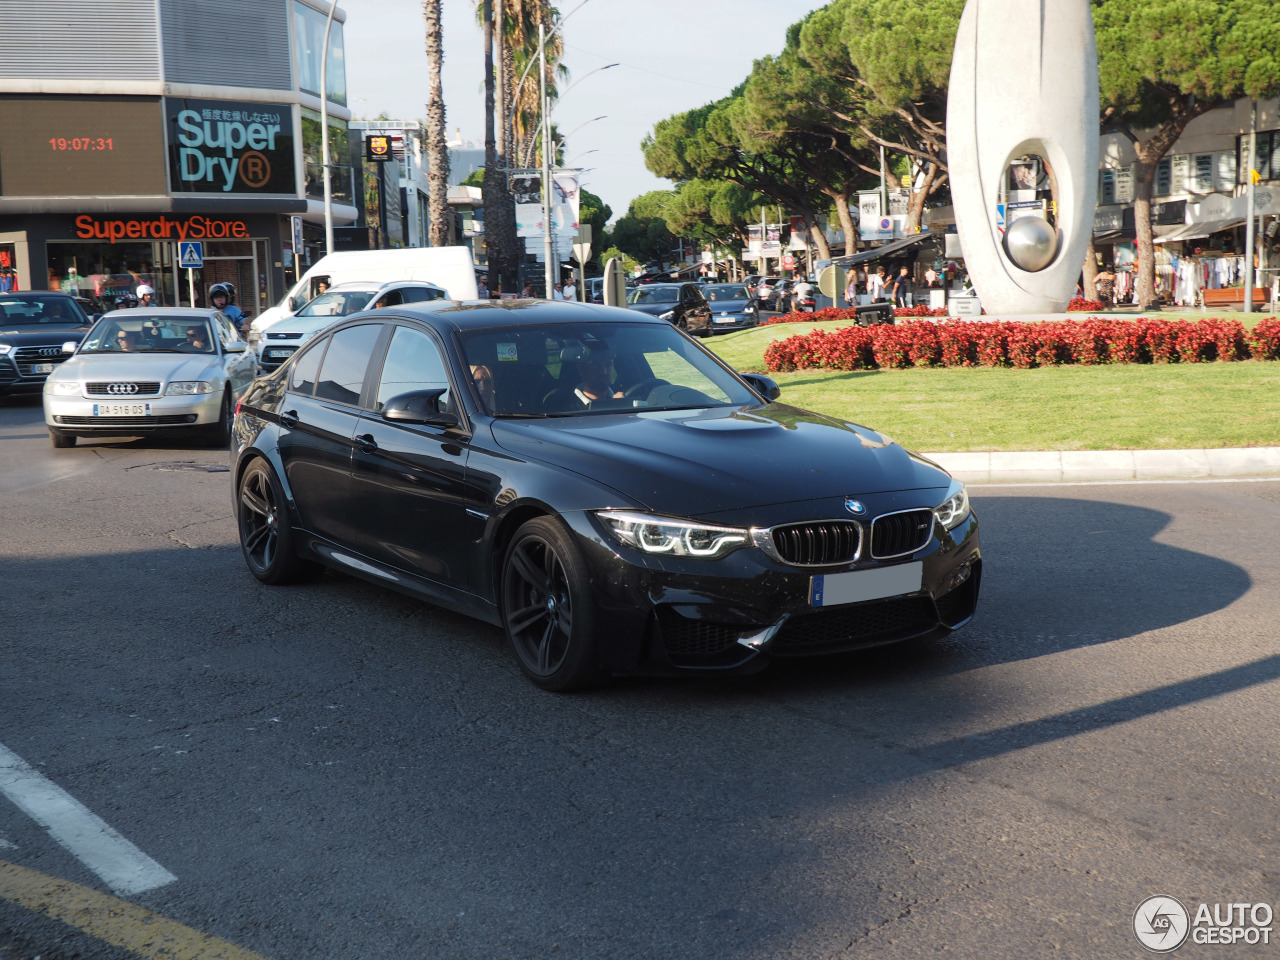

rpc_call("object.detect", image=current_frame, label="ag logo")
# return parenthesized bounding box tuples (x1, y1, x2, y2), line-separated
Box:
(1133, 896, 1190, 952)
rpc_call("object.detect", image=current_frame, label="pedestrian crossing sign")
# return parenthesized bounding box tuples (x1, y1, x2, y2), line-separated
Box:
(178, 241, 204, 268)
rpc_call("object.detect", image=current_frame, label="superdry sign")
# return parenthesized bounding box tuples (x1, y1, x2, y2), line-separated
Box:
(74, 215, 250, 243)
(165, 97, 296, 195)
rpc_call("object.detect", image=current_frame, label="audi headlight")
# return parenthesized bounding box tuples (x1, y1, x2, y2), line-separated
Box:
(597, 511, 749, 560)
(0, 344, 11, 355)
(49, 380, 82, 395)
(165, 381, 215, 396)
(658, 310, 675, 321)
(934, 481, 970, 531)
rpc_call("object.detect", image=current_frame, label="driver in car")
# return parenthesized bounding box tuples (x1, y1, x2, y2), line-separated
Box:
(572, 347, 623, 405)
(179, 326, 212, 352)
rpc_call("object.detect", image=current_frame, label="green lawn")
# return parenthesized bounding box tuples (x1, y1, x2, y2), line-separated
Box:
(704, 319, 1280, 453)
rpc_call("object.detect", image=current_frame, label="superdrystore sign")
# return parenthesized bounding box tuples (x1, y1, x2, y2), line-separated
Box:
(165, 97, 296, 195)
(74, 215, 250, 243)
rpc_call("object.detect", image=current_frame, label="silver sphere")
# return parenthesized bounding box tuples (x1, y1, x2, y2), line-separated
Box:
(1004, 216, 1058, 272)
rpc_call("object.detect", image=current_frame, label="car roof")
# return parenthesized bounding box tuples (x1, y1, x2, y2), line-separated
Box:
(339, 297, 668, 334)
(327, 280, 446, 294)
(100, 307, 218, 319)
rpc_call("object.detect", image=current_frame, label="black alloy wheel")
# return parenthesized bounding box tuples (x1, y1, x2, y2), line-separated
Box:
(237, 458, 322, 585)
(501, 516, 601, 691)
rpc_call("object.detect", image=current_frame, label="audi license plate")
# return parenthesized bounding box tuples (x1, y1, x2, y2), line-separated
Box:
(93, 403, 150, 417)
(809, 561, 922, 607)
(32, 363, 55, 374)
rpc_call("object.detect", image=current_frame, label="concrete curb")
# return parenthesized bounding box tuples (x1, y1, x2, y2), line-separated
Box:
(920, 447, 1280, 484)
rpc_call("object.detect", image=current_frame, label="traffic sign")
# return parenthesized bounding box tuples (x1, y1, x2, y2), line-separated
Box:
(178, 241, 204, 268)
(817, 265, 846, 299)
(783, 254, 796, 270)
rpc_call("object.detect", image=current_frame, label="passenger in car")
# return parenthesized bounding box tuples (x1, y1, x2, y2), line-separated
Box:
(470, 364, 495, 412)
(116, 330, 142, 351)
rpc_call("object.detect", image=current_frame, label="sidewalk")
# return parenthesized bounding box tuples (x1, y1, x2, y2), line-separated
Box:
(921, 447, 1280, 484)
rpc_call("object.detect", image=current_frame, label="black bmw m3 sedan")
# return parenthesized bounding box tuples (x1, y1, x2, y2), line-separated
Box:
(231, 299, 980, 691)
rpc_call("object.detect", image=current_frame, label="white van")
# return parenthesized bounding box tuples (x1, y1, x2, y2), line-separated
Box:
(251, 246, 479, 337)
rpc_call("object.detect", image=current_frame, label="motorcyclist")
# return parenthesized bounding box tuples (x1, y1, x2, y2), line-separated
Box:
(136, 283, 155, 307)
(792, 277, 816, 313)
(113, 294, 138, 310)
(209, 282, 246, 334)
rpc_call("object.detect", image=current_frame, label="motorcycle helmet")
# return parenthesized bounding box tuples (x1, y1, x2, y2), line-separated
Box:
(209, 281, 236, 303)
(136, 284, 154, 298)
(114, 294, 138, 309)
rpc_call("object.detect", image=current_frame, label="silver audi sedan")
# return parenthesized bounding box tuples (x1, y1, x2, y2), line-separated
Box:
(43, 307, 258, 448)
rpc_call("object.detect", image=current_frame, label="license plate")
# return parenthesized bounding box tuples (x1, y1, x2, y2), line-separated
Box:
(32, 363, 55, 374)
(810, 562, 923, 607)
(265, 349, 291, 358)
(714, 316, 738, 324)
(93, 403, 150, 417)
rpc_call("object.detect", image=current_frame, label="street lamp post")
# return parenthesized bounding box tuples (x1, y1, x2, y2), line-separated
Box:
(319, 0, 340, 255)
(539, 21, 555, 297)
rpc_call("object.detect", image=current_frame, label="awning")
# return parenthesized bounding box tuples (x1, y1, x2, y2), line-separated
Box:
(1154, 218, 1245, 244)
(817, 232, 935, 269)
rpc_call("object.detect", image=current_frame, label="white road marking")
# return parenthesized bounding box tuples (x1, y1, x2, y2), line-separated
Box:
(975, 476, 1280, 489)
(0, 743, 176, 895)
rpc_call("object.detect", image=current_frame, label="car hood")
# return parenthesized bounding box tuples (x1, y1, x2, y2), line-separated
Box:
(625, 301, 678, 317)
(489, 403, 952, 516)
(0, 324, 91, 345)
(260, 315, 338, 338)
(53, 353, 222, 382)
(708, 302, 752, 313)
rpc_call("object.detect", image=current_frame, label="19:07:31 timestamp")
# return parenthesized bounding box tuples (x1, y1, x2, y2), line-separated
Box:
(49, 138, 113, 151)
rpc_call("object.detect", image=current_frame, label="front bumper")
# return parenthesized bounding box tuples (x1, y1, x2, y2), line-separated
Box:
(44, 391, 224, 434)
(564, 509, 981, 677)
(707, 312, 758, 332)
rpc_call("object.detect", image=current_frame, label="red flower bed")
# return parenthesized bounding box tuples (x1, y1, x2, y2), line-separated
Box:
(762, 316, 1270, 372)
(1067, 297, 1105, 312)
(894, 304, 950, 317)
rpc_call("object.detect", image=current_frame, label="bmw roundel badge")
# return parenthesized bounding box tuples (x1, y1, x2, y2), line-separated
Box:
(844, 498, 866, 515)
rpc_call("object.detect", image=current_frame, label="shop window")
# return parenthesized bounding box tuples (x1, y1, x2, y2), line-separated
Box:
(301, 108, 352, 204)
(293, 2, 347, 106)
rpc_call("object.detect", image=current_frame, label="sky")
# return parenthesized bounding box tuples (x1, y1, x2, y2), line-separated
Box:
(343, 0, 821, 222)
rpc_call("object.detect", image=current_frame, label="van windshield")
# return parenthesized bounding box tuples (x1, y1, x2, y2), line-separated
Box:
(296, 291, 377, 317)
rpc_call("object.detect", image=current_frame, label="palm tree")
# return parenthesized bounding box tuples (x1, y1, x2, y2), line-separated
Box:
(423, 0, 450, 246)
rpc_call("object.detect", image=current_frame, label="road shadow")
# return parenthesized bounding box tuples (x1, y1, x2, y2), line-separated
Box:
(0, 493, 1262, 960)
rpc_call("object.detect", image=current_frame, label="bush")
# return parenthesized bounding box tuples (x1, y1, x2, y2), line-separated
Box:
(763, 316, 1269, 372)
(1067, 297, 1105, 312)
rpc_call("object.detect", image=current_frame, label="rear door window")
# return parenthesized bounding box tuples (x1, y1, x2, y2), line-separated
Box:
(315, 323, 383, 406)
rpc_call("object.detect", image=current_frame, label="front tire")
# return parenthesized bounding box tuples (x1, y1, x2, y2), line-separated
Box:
(49, 429, 76, 448)
(237, 458, 322, 585)
(205, 390, 232, 448)
(501, 516, 602, 692)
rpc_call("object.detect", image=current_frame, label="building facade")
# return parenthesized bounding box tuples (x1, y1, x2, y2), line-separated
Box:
(0, 0, 357, 317)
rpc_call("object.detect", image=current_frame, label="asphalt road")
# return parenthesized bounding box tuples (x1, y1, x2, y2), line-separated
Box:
(2, 395, 1279, 959)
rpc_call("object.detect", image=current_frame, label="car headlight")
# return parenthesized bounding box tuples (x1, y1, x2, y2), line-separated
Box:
(165, 381, 215, 396)
(0, 344, 11, 355)
(48, 380, 82, 395)
(658, 310, 675, 321)
(934, 482, 970, 531)
(596, 511, 750, 559)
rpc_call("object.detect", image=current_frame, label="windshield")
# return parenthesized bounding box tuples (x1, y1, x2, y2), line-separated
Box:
(627, 286, 678, 304)
(297, 290, 377, 317)
(704, 285, 749, 302)
(0, 294, 89, 327)
(79, 317, 217, 354)
(459, 320, 760, 418)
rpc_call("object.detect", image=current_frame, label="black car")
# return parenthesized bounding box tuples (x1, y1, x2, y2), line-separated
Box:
(625, 282, 712, 336)
(0, 292, 95, 396)
(231, 300, 980, 691)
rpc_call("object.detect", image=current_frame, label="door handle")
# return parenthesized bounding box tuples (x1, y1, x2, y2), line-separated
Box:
(355, 433, 378, 454)
(280, 409, 299, 428)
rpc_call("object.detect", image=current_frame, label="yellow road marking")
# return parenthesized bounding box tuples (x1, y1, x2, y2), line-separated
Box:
(0, 859, 272, 960)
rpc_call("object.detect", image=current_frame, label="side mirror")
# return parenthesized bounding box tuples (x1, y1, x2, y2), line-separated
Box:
(382, 389, 459, 428)
(739, 373, 781, 401)
(62, 340, 79, 354)
(288, 296, 301, 312)
(225, 342, 248, 353)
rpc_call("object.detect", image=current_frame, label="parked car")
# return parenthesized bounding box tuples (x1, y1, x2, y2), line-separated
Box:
(231, 299, 981, 691)
(624, 282, 712, 335)
(43, 308, 258, 448)
(699, 283, 760, 333)
(256, 280, 448, 372)
(0, 292, 95, 397)
(754, 276, 786, 310)
(583, 277, 604, 303)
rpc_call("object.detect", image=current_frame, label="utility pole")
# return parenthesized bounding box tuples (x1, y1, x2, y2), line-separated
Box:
(539, 21, 554, 297)
(1245, 100, 1258, 313)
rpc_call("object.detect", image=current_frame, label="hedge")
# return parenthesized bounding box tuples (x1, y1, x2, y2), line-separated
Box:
(763, 316, 1280, 371)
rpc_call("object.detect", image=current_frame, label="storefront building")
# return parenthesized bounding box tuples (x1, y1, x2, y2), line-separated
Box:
(0, 0, 357, 318)
(1093, 96, 1280, 306)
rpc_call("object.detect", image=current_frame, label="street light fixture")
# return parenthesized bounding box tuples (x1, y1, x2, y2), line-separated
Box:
(319, 0, 340, 256)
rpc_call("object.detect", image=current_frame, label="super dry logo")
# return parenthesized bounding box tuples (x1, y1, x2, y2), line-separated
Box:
(166, 98, 295, 195)
(74, 215, 249, 243)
